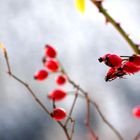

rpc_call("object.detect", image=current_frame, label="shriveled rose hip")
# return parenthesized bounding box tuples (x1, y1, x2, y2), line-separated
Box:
(45, 59, 59, 72)
(132, 106, 140, 119)
(55, 75, 67, 85)
(51, 107, 66, 121)
(34, 69, 49, 81)
(45, 44, 57, 58)
(47, 89, 67, 101)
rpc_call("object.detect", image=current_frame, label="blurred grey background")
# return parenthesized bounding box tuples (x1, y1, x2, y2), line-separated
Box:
(0, 0, 140, 140)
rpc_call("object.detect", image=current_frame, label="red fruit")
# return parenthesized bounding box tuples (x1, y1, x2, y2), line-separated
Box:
(51, 107, 66, 121)
(55, 75, 67, 85)
(122, 61, 140, 74)
(99, 54, 122, 68)
(105, 68, 126, 82)
(132, 106, 140, 119)
(129, 55, 140, 67)
(34, 69, 49, 81)
(45, 59, 59, 72)
(45, 44, 57, 58)
(48, 89, 67, 101)
(105, 68, 117, 82)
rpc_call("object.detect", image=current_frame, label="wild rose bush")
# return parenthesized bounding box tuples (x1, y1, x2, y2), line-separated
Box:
(0, 0, 140, 140)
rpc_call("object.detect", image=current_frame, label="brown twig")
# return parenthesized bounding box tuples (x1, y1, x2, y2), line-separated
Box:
(70, 120, 75, 139)
(65, 88, 79, 126)
(85, 95, 98, 140)
(60, 65, 124, 140)
(0, 45, 71, 140)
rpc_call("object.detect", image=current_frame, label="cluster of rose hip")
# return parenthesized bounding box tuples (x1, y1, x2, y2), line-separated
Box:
(98, 54, 140, 119)
(98, 54, 140, 82)
(34, 45, 68, 121)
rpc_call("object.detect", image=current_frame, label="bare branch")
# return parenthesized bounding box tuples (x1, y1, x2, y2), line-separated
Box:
(65, 88, 79, 126)
(60, 64, 124, 140)
(0, 45, 71, 140)
(90, 0, 140, 54)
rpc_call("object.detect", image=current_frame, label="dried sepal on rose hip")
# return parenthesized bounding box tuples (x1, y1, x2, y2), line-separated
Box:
(51, 107, 67, 121)
(55, 75, 67, 85)
(44, 44, 57, 58)
(47, 89, 67, 101)
(98, 54, 122, 68)
(34, 69, 49, 81)
(132, 106, 140, 119)
(45, 59, 59, 72)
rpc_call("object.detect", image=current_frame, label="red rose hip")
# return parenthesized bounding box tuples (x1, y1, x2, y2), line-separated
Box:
(48, 89, 67, 101)
(51, 107, 66, 121)
(132, 106, 140, 119)
(45, 59, 59, 72)
(34, 69, 49, 81)
(45, 44, 57, 58)
(122, 61, 140, 74)
(105, 68, 116, 81)
(129, 55, 140, 67)
(99, 54, 122, 68)
(55, 75, 67, 85)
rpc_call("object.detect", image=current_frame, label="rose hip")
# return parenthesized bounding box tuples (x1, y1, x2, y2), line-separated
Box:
(133, 106, 140, 119)
(55, 75, 67, 85)
(51, 107, 66, 121)
(45, 59, 59, 72)
(47, 89, 67, 101)
(45, 44, 57, 58)
(34, 69, 49, 81)
(122, 61, 140, 74)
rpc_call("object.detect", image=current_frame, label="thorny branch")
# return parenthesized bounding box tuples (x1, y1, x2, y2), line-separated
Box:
(90, 0, 140, 54)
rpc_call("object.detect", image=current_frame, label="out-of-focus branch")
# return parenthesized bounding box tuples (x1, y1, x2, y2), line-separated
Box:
(0, 44, 71, 140)
(90, 0, 140, 54)
(85, 95, 98, 140)
(60, 65, 124, 140)
(65, 88, 79, 126)
(70, 120, 75, 140)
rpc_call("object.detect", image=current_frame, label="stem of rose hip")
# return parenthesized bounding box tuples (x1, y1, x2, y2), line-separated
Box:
(90, 0, 140, 54)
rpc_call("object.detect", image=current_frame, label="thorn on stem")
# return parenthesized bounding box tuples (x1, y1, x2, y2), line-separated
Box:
(116, 22, 120, 27)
